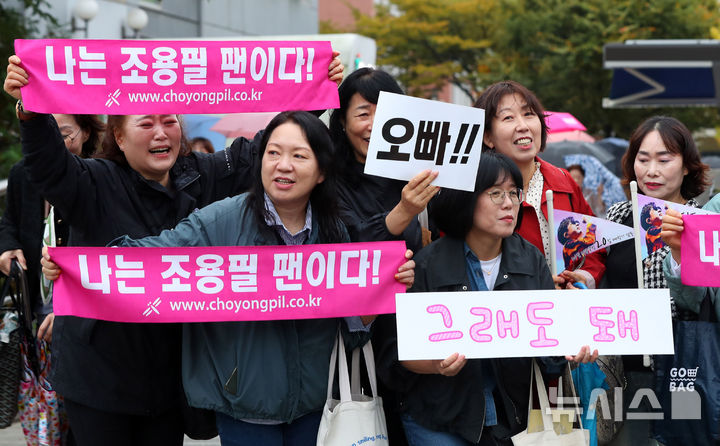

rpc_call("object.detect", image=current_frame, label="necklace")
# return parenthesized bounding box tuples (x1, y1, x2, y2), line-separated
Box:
(480, 254, 501, 276)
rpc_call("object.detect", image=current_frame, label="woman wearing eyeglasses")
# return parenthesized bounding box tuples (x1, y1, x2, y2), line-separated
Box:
(374, 152, 596, 446)
(0, 113, 104, 341)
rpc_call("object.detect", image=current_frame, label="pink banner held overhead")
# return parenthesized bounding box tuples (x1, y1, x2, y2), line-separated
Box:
(681, 214, 720, 287)
(49, 241, 406, 323)
(14, 39, 339, 114)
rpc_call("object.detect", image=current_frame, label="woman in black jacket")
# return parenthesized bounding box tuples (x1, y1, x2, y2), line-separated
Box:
(329, 67, 438, 254)
(0, 114, 103, 341)
(374, 152, 597, 445)
(4, 54, 343, 445)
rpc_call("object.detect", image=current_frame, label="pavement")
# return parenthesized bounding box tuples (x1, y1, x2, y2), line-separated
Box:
(0, 419, 221, 445)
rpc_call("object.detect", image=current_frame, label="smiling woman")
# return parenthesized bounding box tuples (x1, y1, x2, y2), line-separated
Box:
(260, 121, 325, 232)
(373, 152, 593, 445)
(329, 68, 439, 255)
(604, 116, 710, 291)
(110, 111, 414, 446)
(101, 114, 187, 187)
(475, 81, 605, 290)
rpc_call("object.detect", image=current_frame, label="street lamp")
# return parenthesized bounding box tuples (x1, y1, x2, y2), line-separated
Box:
(71, 0, 99, 38)
(122, 7, 149, 39)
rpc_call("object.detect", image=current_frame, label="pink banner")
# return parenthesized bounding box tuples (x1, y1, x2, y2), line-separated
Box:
(49, 241, 406, 323)
(681, 214, 720, 287)
(14, 39, 339, 114)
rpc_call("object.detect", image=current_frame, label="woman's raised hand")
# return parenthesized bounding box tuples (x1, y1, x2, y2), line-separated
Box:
(400, 170, 440, 216)
(394, 249, 415, 290)
(4, 55, 27, 100)
(385, 170, 439, 236)
(328, 50, 344, 87)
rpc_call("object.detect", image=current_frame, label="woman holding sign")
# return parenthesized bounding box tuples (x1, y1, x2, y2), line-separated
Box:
(474, 81, 605, 289)
(604, 115, 709, 292)
(603, 116, 709, 296)
(329, 67, 438, 445)
(329, 67, 439, 254)
(374, 151, 596, 445)
(97, 111, 413, 445)
(4, 54, 344, 445)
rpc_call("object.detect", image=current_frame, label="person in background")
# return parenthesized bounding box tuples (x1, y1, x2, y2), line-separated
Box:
(375, 151, 597, 446)
(567, 163, 585, 189)
(567, 162, 607, 220)
(563, 154, 626, 214)
(191, 136, 215, 154)
(474, 80, 606, 289)
(0, 113, 104, 341)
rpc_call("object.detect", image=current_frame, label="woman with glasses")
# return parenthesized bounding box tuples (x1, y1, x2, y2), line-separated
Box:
(374, 151, 596, 446)
(0, 113, 104, 341)
(474, 81, 606, 288)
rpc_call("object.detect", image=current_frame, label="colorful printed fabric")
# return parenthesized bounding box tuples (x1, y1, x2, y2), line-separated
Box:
(17, 339, 67, 446)
(561, 222, 597, 270)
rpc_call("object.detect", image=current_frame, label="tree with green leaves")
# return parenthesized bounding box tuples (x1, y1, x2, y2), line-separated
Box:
(500, 0, 720, 136)
(355, 0, 508, 101)
(354, 0, 720, 137)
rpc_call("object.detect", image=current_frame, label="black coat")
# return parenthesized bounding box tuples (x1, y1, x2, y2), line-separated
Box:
(20, 114, 261, 415)
(0, 159, 69, 317)
(374, 234, 564, 444)
(337, 159, 423, 253)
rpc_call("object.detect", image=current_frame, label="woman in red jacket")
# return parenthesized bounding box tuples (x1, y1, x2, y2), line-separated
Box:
(475, 81, 605, 288)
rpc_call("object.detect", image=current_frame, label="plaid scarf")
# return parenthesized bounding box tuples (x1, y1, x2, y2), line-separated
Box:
(606, 198, 700, 319)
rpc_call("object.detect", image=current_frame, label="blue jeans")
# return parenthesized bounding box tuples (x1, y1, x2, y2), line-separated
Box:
(215, 411, 322, 446)
(401, 413, 473, 446)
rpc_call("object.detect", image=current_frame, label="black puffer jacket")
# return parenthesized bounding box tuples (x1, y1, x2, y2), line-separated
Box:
(20, 114, 261, 415)
(336, 159, 423, 253)
(374, 234, 565, 443)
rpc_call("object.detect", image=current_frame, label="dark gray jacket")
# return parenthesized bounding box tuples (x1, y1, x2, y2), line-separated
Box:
(375, 234, 564, 444)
